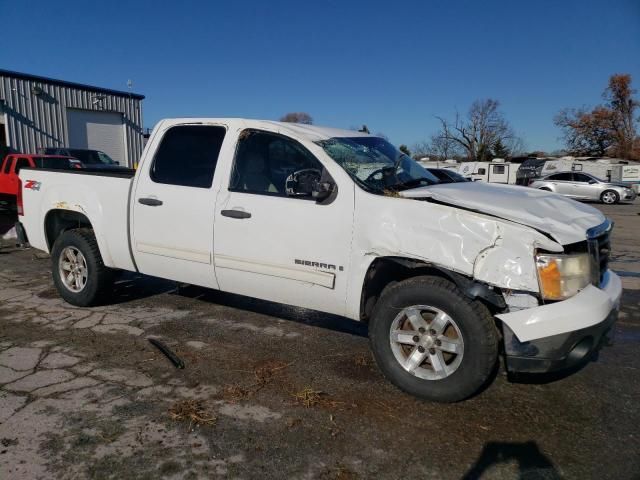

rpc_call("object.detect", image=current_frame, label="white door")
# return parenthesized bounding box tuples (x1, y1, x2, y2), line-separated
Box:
(213, 129, 354, 316)
(131, 124, 227, 288)
(67, 109, 126, 165)
(488, 164, 509, 183)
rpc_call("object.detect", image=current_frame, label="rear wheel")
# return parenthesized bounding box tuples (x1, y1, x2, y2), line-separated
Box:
(600, 190, 619, 204)
(51, 228, 114, 306)
(368, 276, 498, 402)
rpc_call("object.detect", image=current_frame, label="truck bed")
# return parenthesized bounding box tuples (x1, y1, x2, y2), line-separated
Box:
(19, 167, 137, 271)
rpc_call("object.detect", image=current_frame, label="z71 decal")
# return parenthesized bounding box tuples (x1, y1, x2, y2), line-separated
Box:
(24, 180, 42, 191)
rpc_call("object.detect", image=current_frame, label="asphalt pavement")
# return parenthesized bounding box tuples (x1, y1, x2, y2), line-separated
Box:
(0, 201, 639, 479)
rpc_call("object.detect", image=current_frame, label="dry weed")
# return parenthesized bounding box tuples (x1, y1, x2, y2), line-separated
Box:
(292, 387, 345, 409)
(222, 384, 250, 403)
(254, 360, 290, 387)
(168, 399, 216, 431)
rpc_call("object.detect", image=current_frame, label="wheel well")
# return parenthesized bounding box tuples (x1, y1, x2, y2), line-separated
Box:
(360, 257, 454, 322)
(44, 209, 93, 250)
(359, 257, 506, 322)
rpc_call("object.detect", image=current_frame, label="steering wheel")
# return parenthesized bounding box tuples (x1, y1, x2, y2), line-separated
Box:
(365, 166, 397, 184)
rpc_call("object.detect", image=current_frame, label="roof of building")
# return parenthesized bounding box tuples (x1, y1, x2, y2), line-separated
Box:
(0, 68, 145, 100)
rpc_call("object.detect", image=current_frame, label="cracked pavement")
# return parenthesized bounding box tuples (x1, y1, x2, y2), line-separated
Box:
(0, 201, 639, 479)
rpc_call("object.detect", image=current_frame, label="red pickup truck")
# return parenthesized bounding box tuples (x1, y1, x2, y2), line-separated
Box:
(0, 154, 81, 208)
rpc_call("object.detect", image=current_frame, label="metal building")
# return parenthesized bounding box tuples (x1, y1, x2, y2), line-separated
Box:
(0, 69, 144, 167)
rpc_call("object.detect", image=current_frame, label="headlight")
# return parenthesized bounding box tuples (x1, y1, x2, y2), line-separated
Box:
(535, 253, 591, 300)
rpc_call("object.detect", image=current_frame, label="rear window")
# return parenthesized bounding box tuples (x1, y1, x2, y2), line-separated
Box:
(34, 157, 74, 169)
(151, 125, 226, 188)
(14, 158, 31, 173)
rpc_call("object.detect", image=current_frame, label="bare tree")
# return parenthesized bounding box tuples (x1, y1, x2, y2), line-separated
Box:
(280, 112, 313, 124)
(435, 99, 517, 161)
(427, 133, 461, 160)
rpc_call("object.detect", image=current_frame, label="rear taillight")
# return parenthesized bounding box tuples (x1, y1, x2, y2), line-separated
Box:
(17, 178, 24, 216)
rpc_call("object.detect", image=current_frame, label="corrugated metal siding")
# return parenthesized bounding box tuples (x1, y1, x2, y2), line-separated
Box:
(0, 74, 143, 167)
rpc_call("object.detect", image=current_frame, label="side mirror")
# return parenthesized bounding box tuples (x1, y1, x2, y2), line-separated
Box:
(115, 161, 120, 165)
(286, 169, 334, 201)
(588, 179, 597, 184)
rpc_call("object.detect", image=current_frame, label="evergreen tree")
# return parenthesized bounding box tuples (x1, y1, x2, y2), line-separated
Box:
(399, 145, 411, 156)
(492, 139, 510, 159)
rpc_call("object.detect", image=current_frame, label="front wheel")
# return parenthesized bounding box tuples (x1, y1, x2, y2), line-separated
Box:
(51, 228, 114, 307)
(368, 276, 498, 402)
(600, 190, 619, 205)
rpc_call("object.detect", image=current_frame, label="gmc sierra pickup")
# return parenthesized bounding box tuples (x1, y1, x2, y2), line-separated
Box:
(17, 119, 621, 402)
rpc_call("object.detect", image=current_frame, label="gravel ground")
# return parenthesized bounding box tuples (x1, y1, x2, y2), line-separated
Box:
(0, 201, 639, 479)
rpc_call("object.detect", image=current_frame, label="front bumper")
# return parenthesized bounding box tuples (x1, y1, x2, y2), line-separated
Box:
(497, 270, 622, 373)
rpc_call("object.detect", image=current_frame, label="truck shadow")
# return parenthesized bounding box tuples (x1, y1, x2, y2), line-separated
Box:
(462, 441, 561, 479)
(111, 273, 369, 338)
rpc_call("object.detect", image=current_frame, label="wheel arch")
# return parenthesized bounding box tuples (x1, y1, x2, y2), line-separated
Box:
(44, 209, 94, 251)
(358, 256, 506, 323)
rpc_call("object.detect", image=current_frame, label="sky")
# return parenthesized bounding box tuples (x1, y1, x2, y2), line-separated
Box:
(1, 0, 639, 152)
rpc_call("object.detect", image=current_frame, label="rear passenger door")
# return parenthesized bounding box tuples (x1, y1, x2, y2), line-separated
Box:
(132, 124, 227, 288)
(547, 172, 574, 195)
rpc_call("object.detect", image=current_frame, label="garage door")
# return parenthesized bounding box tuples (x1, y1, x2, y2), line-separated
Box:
(67, 109, 126, 165)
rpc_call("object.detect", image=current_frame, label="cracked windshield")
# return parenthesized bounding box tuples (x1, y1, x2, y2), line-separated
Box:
(317, 136, 439, 193)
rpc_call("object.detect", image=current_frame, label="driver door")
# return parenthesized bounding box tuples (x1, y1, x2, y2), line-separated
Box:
(572, 173, 597, 199)
(213, 129, 354, 316)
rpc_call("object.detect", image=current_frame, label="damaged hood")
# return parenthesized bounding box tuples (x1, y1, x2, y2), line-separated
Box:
(400, 182, 605, 245)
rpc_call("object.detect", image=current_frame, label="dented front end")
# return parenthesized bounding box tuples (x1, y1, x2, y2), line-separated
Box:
(350, 187, 621, 374)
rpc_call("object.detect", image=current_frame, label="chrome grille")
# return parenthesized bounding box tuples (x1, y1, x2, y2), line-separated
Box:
(587, 220, 613, 286)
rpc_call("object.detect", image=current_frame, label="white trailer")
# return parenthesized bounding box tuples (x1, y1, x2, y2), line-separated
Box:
(458, 159, 519, 184)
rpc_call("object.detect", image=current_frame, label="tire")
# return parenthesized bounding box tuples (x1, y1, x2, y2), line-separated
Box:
(51, 228, 114, 307)
(368, 276, 498, 402)
(600, 190, 619, 205)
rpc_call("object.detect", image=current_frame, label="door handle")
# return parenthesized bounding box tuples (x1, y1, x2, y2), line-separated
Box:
(221, 209, 251, 219)
(138, 197, 163, 206)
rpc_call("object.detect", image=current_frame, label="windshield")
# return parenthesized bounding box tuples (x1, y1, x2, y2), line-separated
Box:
(97, 151, 117, 164)
(446, 170, 468, 182)
(316, 136, 439, 193)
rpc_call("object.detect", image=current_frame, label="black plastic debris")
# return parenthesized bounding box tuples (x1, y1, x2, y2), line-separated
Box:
(148, 338, 185, 369)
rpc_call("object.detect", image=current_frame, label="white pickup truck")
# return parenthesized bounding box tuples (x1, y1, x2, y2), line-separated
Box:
(17, 119, 621, 402)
